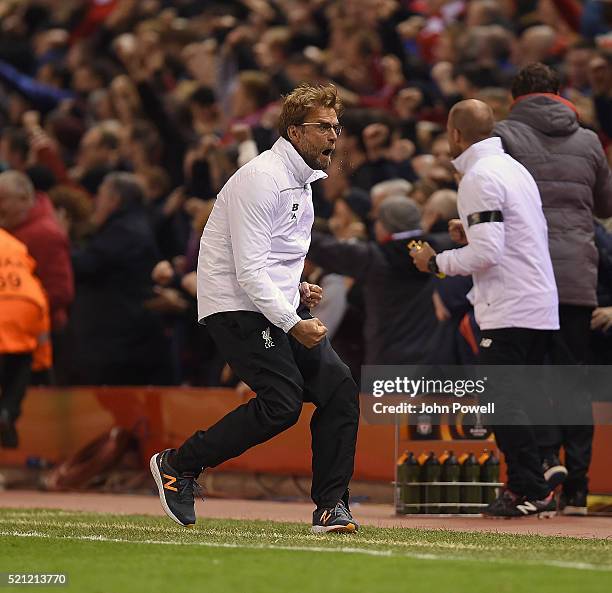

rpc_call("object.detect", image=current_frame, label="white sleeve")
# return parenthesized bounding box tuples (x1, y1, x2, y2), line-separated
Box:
(227, 169, 302, 333)
(436, 171, 506, 276)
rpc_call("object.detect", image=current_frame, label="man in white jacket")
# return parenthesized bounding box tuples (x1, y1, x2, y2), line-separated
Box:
(150, 83, 360, 533)
(411, 99, 560, 517)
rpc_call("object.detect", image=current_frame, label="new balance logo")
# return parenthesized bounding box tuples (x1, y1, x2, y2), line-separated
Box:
(262, 327, 275, 349)
(320, 510, 331, 525)
(163, 473, 178, 492)
(516, 501, 537, 515)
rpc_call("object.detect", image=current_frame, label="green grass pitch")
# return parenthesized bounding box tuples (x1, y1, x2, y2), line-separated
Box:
(0, 508, 610, 593)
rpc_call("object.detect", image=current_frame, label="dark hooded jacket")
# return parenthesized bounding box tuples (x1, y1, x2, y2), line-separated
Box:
(494, 94, 612, 307)
(308, 232, 437, 364)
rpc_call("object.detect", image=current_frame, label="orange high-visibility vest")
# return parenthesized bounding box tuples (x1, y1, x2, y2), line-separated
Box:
(0, 229, 52, 368)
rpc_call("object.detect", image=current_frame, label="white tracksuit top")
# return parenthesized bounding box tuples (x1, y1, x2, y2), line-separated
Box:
(436, 137, 560, 331)
(197, 137, 326, 333)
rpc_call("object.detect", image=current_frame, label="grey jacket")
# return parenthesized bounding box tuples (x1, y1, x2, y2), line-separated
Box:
(494, 95, 612, 307)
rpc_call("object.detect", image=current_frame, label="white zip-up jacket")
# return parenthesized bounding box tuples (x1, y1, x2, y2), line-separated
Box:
(197, 137, 326, 332)
(436, 137, 559, 331)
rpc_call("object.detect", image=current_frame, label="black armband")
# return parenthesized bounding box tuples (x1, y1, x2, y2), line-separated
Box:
(467, 210, 504, 227)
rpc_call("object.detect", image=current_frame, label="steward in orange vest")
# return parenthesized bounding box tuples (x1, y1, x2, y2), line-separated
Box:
(0, 229, 51, 365)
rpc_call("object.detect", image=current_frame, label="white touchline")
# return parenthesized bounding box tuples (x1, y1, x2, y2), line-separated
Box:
(0, 530, 610, 572)
(0, 530, 393, 558)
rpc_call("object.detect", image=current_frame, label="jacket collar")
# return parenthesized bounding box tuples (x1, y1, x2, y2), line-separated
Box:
(512, 92, 579, 117)
(452, 137, 504, 175)
(271, 137, 327, 186)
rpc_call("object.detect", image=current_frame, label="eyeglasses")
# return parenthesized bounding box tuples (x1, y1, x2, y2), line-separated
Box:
(299, 122, 343, 136)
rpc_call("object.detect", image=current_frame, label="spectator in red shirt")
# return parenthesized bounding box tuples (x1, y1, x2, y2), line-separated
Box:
(0, 170, 74, 332)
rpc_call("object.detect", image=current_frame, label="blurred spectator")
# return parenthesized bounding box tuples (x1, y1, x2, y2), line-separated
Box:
(329, 187, 371, 240)
(476, 87, 513, 121)
(71, 121, 122, 194)
(48, 184, 93, 244)
(188, 85, 223, 136)
(588, 51, 612, 139)
(0, 127, 29, 171)
(421, 189, 459, 237)
(370, 178, 413, 220)
(66, 172, 171, 385)
(308, 196, 437, 365)
(581, 0, 612, 40)
(0, 170, 73, 332)
(420, 189, 477, 365)
(564, 40, 597, 96)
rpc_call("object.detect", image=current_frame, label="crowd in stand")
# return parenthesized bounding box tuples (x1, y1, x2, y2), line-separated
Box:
(1, 0, 612, 407)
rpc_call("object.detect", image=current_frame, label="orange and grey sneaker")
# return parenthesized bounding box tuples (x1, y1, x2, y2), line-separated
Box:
(150, 449, 202, 527)
(312, 499, 359, 534)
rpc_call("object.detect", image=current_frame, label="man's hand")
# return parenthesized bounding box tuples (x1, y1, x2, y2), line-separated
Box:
(409, 241, 437, 273)
(591, 307, 612, 332)
(290, 318, 327, 348)
(144, 287, 189, 314)
(299, 281, 323, 309)
(152, 260, 175, 286)
(449, 218, 468, 245)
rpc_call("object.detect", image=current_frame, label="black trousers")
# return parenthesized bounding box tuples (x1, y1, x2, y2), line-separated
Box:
(0, 353, 32, 421)
(535, 305, 594, 495)
(479, 328, 552, 499)
(175, 309, 359, 509)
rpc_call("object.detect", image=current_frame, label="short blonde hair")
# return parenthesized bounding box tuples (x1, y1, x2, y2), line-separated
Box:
(278, 83, 342, 140)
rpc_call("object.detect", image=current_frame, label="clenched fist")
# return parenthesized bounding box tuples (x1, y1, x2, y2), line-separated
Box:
(299, 281, 323, 309)
(449, 219, 467, 245)
(290, 318, 327, 349)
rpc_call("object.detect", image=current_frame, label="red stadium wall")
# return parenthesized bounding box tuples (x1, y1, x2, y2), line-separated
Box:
(1, 387, 611, 494)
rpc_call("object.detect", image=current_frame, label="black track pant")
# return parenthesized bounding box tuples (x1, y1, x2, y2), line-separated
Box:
(535, 305, 593, 495)
(479, 328, 553, 500)
(175, 309, 359, 509)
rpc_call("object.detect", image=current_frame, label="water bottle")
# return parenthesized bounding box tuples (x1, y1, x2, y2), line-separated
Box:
(397, 451, 421, 514)
(479, 449, 500, 505)
(460, 452, 481, 514)
(420, 451, 441, 514)
(441, 451, 461, 514)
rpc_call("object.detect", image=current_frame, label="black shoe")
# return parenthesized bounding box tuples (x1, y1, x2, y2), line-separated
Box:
(483, 489, 556, 518)
(561, 491, 588, 516)
(312, 499, 359, 534)
(150, 449, 202, 527)
(542, 455, 567, 490)
(0, 409, 18, 448)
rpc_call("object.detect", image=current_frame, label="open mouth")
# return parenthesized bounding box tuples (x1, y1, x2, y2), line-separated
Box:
(322, 148, 333, 157)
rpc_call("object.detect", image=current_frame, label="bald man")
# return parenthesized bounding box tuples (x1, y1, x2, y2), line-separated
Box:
(411, 99, 560, 518)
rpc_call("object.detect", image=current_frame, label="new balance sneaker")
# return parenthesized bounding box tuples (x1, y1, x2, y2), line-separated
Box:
(312, 499, 359, 534)
(542, 455, 568, 490)
(482, 489, 556, 518)
(150, 449, 202, 527)
(561, 491, 588, 516)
